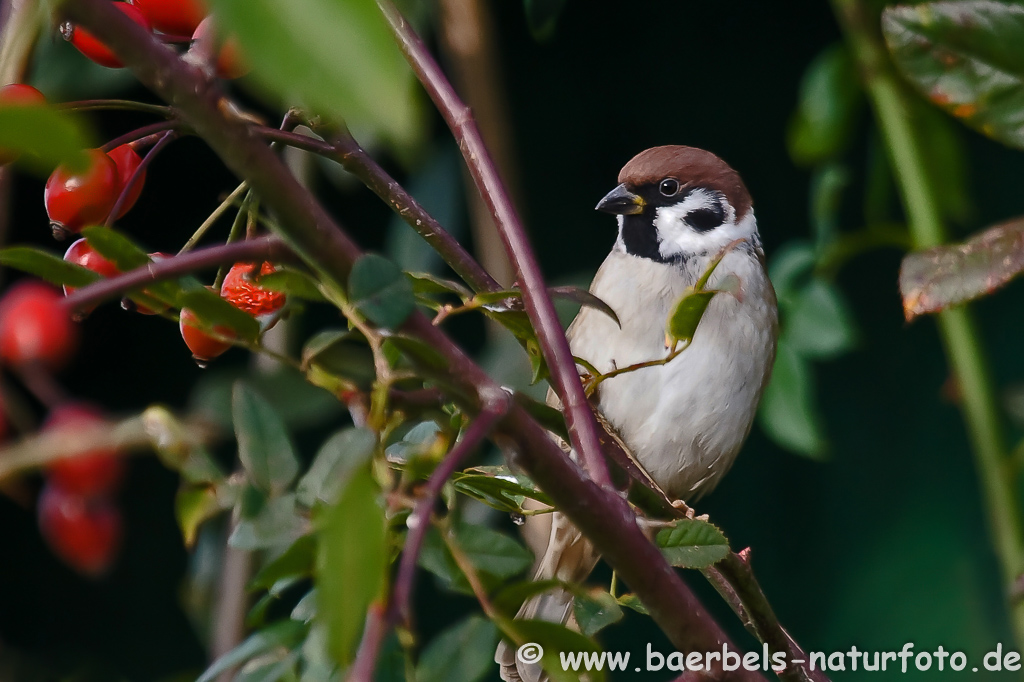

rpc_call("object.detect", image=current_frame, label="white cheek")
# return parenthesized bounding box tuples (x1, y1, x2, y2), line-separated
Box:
(655, 198, 759, 259)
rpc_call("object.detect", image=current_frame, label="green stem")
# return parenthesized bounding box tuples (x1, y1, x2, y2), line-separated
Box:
(832, 0, 1024, 645)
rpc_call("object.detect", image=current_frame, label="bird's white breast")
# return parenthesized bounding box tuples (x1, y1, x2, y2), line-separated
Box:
(567, 248, 778, 499)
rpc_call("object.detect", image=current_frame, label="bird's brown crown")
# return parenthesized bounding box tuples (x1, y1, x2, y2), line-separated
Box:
(618, 145, 752, 219)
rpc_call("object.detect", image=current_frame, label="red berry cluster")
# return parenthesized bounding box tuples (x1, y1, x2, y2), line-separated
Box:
(60, 0, 247, 79)
(38, 404, 125, 576)
(180, 262, 286, 364)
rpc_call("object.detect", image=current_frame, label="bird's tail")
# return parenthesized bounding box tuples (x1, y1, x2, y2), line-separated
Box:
(495, 510, 601, 682)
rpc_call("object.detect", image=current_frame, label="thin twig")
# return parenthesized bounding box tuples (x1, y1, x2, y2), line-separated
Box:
(105, 129, 177, 224)
(62, 235, 298, 313)
(348, 398, 509, 682)
(57, 99, 174, 116)
(100, 119, 182, 152)
(178, 182, 249, 253)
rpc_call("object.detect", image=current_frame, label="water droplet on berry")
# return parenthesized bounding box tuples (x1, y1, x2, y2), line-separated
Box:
(193, 357, 209, 369)
(120, 297, 137, 313)
(59, 21, 73, 41)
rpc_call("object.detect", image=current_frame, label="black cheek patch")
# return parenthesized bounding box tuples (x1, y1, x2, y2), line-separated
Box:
(621, 214, 668, 262)
(687, 202, 725, 232)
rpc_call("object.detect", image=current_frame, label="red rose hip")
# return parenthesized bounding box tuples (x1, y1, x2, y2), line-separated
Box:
(191, 17, 249, 79)
(221, 262, 286, 316)
(38, 483, 122, 576)
(107, 143, 146, 218)
(44, 404, 125, 497)
(61, 3, 152, 69)
(45, 149, 120, 236)
(179, 307, 234, 365)
(129, 0, 207, 35)
(63, 238, 120, 304)
(0, 281, 77, 369)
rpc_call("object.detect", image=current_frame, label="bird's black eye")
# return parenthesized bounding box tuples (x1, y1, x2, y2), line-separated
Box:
(658, 178, 680, 196)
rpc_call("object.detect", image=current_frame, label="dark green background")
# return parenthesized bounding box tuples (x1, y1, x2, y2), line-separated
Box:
(3, 0, 1024, 679)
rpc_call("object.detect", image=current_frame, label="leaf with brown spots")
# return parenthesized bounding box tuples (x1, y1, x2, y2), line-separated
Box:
(883, 2, 1024, 149)
(900, 217, 1024, 320)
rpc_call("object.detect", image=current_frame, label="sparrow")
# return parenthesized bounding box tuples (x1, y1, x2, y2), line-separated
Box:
(497, 145, 779, 682)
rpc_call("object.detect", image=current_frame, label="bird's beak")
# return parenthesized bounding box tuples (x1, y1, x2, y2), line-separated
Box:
(595, 184, 645, 215)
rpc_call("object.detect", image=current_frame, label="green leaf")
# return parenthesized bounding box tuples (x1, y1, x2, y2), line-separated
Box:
(655, 518, 730, 569)
(0, 104, 93, 173)
(666, 288, 717, 345)
(348, 254, 416, 329)
(208, 0, 422, 149)
(175, 485, 224, 548)
(0, 246, 100, 288)
(548, 286, 620, 328)
(785, 278, 856, 359)
(196, 620, 306, 682)
(81, 225, 150, 270)
(787, 43, 862, 166)
(233, 382, 300, 495)
(453, 468, 552, 514)
(179, 282, 261, 342)
(573, 589, 624, 637)
(882, 2, 1024, 149)
(769, 241, 817, 305)
(384, 334, 448, 371)
(230, 494, 305, 550)
(291, 588, 317, 623)
(899, 216, 1024, 319)
(296, 427, 376, 507)
(257, 268, 327, 303)
(757, 340, 827, 459)
(250, 535, 317, 591)
(616, 593, 649, 616)
(299, 330, 376, 391)
(504, 620, 605, 682)
(407, 272, 473, 299)
(317, 465, 387, 667)
(418, 523, 533, 594)
(523, 0, 569, 41)
(415, 616, 498, 682)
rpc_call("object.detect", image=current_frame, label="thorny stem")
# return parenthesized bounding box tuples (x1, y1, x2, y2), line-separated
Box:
(349, 402, 509, 682)
(105, 129, 177, 224)
(377, 0, 612, 489)
(832, 0, 1024, 647)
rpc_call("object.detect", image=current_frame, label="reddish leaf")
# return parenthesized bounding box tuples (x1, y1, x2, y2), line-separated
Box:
(899, 217, 1024, 320)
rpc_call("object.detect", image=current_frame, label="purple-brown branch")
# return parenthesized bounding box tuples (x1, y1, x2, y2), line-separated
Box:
(61, 235, 297, 313)
(349, 397, 510, 682)
(377, 0, 612, 489)
(255, 125, 500, 295)
(105, 129, 177, 224)
(55, 2, 781, 679)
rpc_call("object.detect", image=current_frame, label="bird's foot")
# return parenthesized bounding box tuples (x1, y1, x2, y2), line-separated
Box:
(670, 499, 708, 521)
